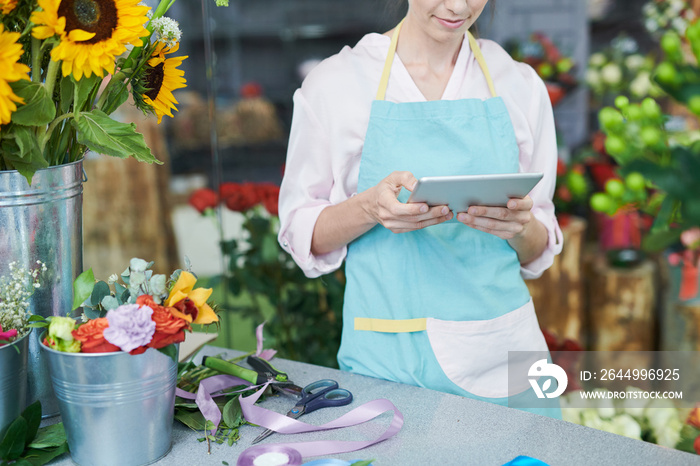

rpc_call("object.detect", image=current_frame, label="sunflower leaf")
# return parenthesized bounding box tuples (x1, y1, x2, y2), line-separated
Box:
(71, 109, 161, 164)
(0, 125, 49, 185)
(9, 81, 56, 126)
(73, 75, 102, 112)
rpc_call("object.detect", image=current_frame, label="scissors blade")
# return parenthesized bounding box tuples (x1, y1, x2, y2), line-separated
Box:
(251, 407, 304, 444)
(251, 428, 275, 445)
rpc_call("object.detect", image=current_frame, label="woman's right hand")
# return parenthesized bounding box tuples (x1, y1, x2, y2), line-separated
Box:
(364, 171, 453, 233)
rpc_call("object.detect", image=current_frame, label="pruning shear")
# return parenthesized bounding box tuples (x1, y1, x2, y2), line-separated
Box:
(202, 355, 303, 396)
(252, 379, 353, 444)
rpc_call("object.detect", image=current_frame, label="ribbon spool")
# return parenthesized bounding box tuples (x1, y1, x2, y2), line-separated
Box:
(236, 445, 303, 466)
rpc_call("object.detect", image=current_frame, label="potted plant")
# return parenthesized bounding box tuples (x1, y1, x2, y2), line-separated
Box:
(0, 260, 45, 438)
(38, 258, 219, 466)
(0, 0, 229, 415)
(590, 21, 700, 349)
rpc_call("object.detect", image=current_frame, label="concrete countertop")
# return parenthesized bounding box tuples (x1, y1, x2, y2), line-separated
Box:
(47, 346, 699, 466)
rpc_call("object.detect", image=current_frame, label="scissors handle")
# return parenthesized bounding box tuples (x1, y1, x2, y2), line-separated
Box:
(302, 388, 353, 414)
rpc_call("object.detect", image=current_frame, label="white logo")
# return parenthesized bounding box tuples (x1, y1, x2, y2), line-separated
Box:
(528, 359, 568, 399)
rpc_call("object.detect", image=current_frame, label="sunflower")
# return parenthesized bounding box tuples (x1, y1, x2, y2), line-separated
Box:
(141, 41, 187, 124)
(0, 0, 18, 14)
(31, 0, 150, 80)
(0, 24, 30, 125)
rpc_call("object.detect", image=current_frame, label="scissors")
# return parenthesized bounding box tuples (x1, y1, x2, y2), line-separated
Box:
(252, 379, 353, 444)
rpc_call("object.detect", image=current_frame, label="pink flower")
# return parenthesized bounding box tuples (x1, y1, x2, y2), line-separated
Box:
(0, 325, 18, 346)
(680, 227, 700, 250)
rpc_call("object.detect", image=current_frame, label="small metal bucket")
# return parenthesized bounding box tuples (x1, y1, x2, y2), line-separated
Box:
(0, 160, 84, 417)
(0, 330, 30, 439)
(41, 344, 178, 466)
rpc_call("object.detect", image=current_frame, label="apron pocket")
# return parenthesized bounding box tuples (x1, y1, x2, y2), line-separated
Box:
(425, 298, 547, 399)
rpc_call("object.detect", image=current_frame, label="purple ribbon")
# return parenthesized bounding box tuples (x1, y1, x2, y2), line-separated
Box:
(255, 322, 277, 361)
(237, 382, 404, 461)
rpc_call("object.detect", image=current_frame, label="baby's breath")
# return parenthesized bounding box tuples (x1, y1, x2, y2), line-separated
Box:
(0, 261, 46, 340)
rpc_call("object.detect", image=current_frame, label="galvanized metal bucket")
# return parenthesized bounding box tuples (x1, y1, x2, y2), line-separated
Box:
(41, 344, 178, 466)
(0, 330, 30, 439)
(0, 160, 84, 418)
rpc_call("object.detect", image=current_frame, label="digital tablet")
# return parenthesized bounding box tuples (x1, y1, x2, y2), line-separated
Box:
(406, 172, 544, 212)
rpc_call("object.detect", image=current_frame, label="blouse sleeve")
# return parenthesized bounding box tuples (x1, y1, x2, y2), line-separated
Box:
(516, 65, 564, 279)
(277, 89, 348, 278)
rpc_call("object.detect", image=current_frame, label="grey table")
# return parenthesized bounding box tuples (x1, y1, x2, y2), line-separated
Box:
(47, 346, 699, 466)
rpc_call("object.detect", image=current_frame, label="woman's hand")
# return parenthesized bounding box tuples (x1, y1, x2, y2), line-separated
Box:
(364, 171, 453, 233)
(455, 196, 534, 240)
(455, 195, 548, 264)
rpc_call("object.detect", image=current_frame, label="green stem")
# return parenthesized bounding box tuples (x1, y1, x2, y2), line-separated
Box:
(40, 113, 74, 153)
(95, 71, 127, 111)
(31, 38, 41, 83)
(44, 59, 61, 98)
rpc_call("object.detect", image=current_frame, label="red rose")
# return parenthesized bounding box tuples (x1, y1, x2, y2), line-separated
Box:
(72, 318, 120, 353)
(221, 182, 259, 212)
(258, 183, 280, 216)
(189, 188, 219, 214)
(240, 82, 262, 99)
(136, 295, 190, 350)
(694, 435, 700, 455)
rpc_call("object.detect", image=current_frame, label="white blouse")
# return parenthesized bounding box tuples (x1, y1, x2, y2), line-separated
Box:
(277, 32, 563, 279)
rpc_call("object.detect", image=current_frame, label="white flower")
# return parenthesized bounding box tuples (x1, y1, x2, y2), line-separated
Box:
(593, 389, 616, 418)
(589, 52, 607, 68)
(617, 386, 648, 419)
(653, 416, 683, 448)
(609, 414, 643, 440)
(107, 274, 119, 285)
(601, 63, 623, 86)
(585, 69, 601, 88)
(151, 16, 182, 48)
(625, 54, 646, 71)
(630, 72, 652, 98)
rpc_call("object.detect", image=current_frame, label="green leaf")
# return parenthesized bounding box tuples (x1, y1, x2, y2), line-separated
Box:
(157, 344, 178, 365)
(72, 109, 160, 163)
(350, 461, 375, 466)
(27, 423, 66, 450)
(0, 417, 28, 460)
(10, 81, 56, 126)
(73, 75, 101, 112)
(0, 125, 49, 185)
(222, 397, 242, 428)
(21, 442, 69, 466)
(20, 402, 41, 448)
(90, 281, 110, 307)
(174, 410, 207, 431)
(72, 269, 95, 311)
(59, 77, 74, 114)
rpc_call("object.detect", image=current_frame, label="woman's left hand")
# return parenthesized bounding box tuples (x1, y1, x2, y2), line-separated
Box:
(455, 196, 534, 240)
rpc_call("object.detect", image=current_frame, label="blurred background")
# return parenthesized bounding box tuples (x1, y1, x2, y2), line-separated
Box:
(81, 0, 700, 371)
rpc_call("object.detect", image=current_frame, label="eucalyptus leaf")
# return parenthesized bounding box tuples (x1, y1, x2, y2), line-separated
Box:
(82, 307, 101, 320)
(114, 282, 126, 299)
(72, 109, 160, 163)
(9, 81, 56, 126)
(90, 281, 111, 307)
(130, 258, 149, 273)
(0, 417, 28, 460)
(72, 269, 95, 311)
(100, 295, 120, 311)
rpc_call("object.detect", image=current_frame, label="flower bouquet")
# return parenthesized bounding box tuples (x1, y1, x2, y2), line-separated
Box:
(0, 261, 45, 439)
(37, 258, 219, 466)
(0, 0, 229, 182)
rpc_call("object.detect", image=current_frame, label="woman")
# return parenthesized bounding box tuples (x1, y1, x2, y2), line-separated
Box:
(277, 0, 564, 416)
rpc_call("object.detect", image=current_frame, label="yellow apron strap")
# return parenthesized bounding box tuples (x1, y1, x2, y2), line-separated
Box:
(376, 19, 404, 101)
(355, 317, 427, 333)
(467, 31, 497, 98)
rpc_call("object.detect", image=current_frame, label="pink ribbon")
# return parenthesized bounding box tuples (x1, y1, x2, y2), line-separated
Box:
(237, 382, 404, 461)
(256, 322, 277, 360)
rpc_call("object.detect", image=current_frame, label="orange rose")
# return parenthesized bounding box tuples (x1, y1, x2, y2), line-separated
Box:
(136, 295, 190, 349)
(687, 403, 700, 430)
(72, 318, 120, 353)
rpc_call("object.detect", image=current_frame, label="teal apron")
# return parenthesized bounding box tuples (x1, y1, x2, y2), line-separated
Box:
(338, 21, 561, 418)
